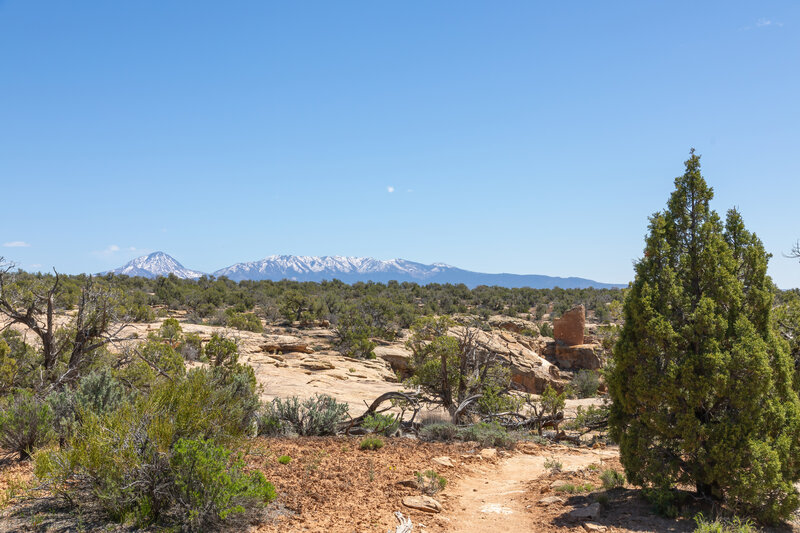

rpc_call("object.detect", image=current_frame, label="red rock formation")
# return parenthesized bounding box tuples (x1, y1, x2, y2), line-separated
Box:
(553, 305, 585, 346)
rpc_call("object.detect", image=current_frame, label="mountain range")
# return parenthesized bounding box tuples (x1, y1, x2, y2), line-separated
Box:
(105, 252, 625, 289)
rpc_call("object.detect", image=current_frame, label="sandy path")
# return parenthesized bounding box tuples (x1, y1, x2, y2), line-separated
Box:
(446, 447, 617, 532)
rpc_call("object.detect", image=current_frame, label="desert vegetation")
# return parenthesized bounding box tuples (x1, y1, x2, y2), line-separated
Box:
(2, 153, 800, 531)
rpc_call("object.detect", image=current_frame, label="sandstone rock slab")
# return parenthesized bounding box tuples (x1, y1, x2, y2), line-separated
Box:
(402, 495, 442, 513)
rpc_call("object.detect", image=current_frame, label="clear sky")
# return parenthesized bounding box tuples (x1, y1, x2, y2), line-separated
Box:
(1, 1, 799, 288)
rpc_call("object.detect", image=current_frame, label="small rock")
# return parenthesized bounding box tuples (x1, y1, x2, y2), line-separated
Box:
(538, 496, 565, 506)
(479, 448, 497, 460)
(432, 456, 455, 468)
(568, 503, 601, 520)
(402, 495, 442, 513)
(396, 479, 418, 488)
(583, 523, 607, 532)
(550, 480, 569, 490)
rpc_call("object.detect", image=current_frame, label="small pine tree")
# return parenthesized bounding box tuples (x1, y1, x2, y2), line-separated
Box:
(608, 150, 800, 523)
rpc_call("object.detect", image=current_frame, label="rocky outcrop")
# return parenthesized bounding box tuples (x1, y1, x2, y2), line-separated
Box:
(373, 345, 413, 376)
(261, 335, 314, 354)
(487, 316, 538, 335)
(554, 343, 602, 370)
(449, 326, 567, 394)
(554, 305, 585, 346)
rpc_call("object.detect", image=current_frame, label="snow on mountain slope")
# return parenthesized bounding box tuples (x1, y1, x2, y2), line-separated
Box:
(106, 252, 205, 279)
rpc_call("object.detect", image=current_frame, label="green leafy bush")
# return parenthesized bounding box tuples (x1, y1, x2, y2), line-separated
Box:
(277, 455, 291, 465)
(171, 438, 276, 531)
(35, 366, 273, 528)
(0, 390, 53, 460)
(457, 422, 515, 449)
(419, 422, 458, 442)
(476, 386, 522, 416)
(226, 311, 264, 333)
(270, 395, 349, 436)
(158, 318, 183, 342)
(415, 470, 446, 495)
(692, 513, 756, 533)
(555, 482, 594, 494)
(359, 436, 384, 450)
(362, 413, 400, 436)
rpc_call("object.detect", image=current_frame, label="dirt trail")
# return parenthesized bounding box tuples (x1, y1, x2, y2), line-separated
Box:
(445, 447, 618, 532)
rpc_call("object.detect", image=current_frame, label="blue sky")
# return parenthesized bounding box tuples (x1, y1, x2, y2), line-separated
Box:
(1, 1, 799, 288)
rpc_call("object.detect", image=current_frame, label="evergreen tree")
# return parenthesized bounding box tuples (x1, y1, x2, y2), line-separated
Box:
(608, 150, 800, 522)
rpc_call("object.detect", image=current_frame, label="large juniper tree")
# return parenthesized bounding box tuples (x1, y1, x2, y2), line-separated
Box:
(608, 150, 800, 522)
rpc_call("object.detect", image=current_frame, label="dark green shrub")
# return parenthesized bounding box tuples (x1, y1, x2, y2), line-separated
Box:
(158, 318, 182, 342)
(359, 436, 384, 450)
(539, 322, 553, 337)
(608, 153, 800, 523)
(0, 390, 53, 460)
(226, 311, 264, 333)
(333, 309, 376, 359)
(171, 438, 276, 531)
(35, 367, 274, 528)
(205, 333, 239, 368)
(457, 421, 515, 449)
(419, 422, 458, 442)
(270, 395, 348, 436)
(571, 370, 600, 399)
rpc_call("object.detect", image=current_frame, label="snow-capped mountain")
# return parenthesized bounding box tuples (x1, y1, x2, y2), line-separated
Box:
(105, 253, 623, 288)
(212, 255, 451, 283)
(211, 255, 624, 289)
(105, 252, 205, 280)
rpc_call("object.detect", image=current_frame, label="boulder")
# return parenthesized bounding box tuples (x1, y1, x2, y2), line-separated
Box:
(554, 305, 585, 346)
(373, 345, 413, 376)
(554, 343, 602, 370)
(479, 448, 497, 460)
(538, 496, 565, 506)
(261, 335, 313, 354)
(568, 502, 601, 520)
(402, 495, 442, 513)
(432, 456, 455, 468)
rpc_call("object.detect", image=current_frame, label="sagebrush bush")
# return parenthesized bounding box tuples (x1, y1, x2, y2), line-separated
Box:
(457, 421, 515, 449)
(270, 395, 348, 436)
(255, 407, 283, 437)
(571, 370, 600, 399)
(0, 390, 53, 460)
(419, 422, 458, 442)
(600, 469, 625, 490)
